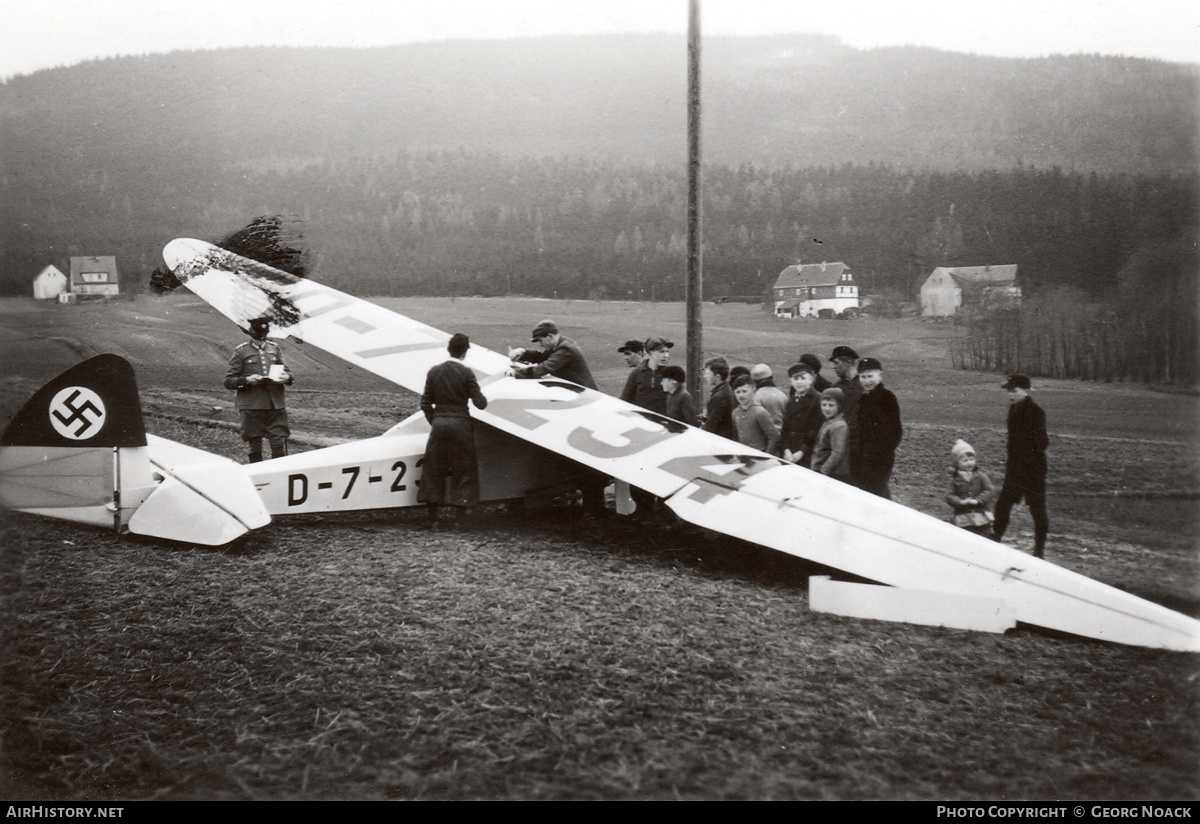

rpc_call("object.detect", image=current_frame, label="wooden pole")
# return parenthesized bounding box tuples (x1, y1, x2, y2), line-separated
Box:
(686, 0, 703, 397)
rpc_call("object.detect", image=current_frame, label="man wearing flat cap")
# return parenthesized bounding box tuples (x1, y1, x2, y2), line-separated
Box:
(619, 336, 672, 414)
(224, 316, 293, 463)
(509, 320, 597, 390)
(508, 320, 604, 517)
(993, 374, 1050, 558)
(828, 345, 865, 483)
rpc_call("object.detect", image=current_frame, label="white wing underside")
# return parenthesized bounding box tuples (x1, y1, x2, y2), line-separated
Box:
(162, 238, 1200, 651)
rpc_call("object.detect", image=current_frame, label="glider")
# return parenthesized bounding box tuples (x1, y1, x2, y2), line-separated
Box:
(1, 236, 1196, 654)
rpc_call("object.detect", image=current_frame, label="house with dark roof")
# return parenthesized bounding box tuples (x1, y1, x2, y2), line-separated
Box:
(69, 256, 121, 299)
(919, 265, 1020, 316)
(771, 262, 859, 318)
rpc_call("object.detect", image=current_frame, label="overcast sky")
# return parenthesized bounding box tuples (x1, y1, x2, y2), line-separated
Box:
(1, 0, 1197, 81)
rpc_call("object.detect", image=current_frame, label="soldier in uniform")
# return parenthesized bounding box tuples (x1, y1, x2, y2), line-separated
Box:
(224, 317, 292, 463)
(418, 333, 488, 527)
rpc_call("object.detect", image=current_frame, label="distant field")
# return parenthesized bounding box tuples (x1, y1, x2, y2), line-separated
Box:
(1, 294, 1194, 440)
(0, 294, 1196, 800)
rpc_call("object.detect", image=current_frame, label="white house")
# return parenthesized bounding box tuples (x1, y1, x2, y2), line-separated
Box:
(919, 265, 1020, 317)
(32, 265, 68, 300)
(772, 262, 859, 318)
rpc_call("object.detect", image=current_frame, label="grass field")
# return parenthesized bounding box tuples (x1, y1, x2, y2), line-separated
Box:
(0, 295, 1196, 800)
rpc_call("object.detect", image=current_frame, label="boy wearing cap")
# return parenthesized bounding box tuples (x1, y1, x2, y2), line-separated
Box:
(224, 316, 293, 463)
(418, 333, 488, 527)
(660, 365, 699, 427)
(811, 388, 852, 481)
(993, 374, 1050, 558)
(510, 320, 597, 390)
(619, 336, 672, 414)
(731, 374, 780, 456)
(855, 357, 903, 499)
(780, 363, 824, 467)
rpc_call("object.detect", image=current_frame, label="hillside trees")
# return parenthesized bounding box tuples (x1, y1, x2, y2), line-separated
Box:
(3, 151, 1195, 304)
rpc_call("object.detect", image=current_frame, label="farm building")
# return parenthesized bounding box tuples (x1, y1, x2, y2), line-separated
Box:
(771, 262, 859, 318)
(69, 256, 121, 299)
(919, 265, 1020, 317)
(32, 265, 68, 300)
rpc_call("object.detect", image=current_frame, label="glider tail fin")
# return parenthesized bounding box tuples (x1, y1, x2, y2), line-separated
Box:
(0, 355, 269, 545)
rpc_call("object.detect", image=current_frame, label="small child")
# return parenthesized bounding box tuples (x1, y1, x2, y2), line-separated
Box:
(945, 439, 996, 535)
(810, 388, 852, 481)
(660, 364, 699, 426)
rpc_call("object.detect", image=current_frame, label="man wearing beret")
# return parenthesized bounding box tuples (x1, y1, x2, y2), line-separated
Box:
(509, 320, 597, 390)
(619, 336, 672, 415)
(224, 316, 293, 463)
(993, 374, 1050, 558)
(855, 357, 903, 499)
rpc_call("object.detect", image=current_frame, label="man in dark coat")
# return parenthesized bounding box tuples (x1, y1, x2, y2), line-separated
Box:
(508, 320, 605, 516)
(992, 374, 1050, 558)
(854, 357, 903, 499)
(224, 317, 293, 463)
(620, 336, 672, 414)
(829, 345, 864, 482)
(510, 320, 598, 390)
(418, 333, 488, 527)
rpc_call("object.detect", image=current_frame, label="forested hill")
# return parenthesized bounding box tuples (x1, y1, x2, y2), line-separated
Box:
(0, 35, 1196, 306)
(3, 34, 1197, 175)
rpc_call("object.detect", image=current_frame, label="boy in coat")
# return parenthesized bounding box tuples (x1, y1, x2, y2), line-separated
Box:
(855, 357, 903, 499)
(993, 374, 1050, 558)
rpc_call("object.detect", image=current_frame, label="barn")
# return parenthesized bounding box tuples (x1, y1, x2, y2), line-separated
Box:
(32, 265, 68, 300)
(69, 256, 121, 299)
(919, 265, 1020, 317)
(771, 262, 859, 318)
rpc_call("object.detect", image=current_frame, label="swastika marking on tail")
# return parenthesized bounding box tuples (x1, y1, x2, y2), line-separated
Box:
(49, 387, 106, 440)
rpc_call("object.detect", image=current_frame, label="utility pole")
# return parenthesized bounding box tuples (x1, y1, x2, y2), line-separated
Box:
(686, 0, 703, 397)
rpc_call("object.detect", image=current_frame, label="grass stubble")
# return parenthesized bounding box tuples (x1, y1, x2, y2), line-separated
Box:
(0, 389, 1196, 801)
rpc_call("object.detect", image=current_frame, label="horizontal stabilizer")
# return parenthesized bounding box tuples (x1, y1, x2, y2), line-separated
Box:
(129, 435, 271, 545)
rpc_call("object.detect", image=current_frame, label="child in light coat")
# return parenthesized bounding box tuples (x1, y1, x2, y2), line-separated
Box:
(945, 439, 996, 535)
(811, 388, 852, 481)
